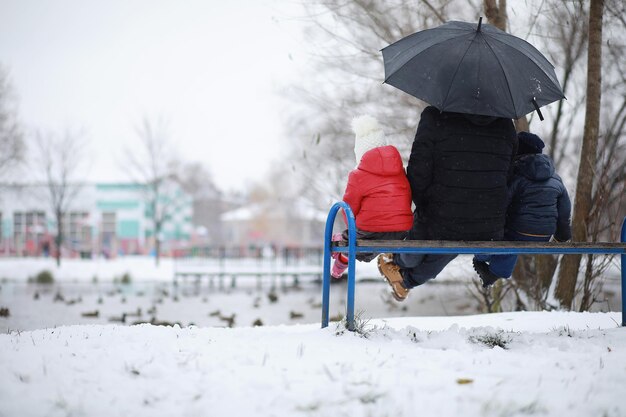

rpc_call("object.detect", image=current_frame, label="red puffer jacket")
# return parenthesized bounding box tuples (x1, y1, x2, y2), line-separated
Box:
(343, 145, 413, 232)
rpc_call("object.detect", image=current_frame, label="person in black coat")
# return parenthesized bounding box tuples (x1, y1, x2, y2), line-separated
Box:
(473, 131, 572, 287)
(378, 106, 517, 301)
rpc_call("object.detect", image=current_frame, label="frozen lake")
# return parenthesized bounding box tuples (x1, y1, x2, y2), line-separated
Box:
(0, 255, 621, 333)
(0, 279, 485, 333)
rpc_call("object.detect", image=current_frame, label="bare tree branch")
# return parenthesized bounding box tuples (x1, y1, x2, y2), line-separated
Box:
(33, 129, 86, 266)
(124, 117, 183, 266)
(0, 64, 25, 179)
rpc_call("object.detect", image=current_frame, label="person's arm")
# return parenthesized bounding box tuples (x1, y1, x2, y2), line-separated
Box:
(406, 107, 436, 218)
(553, 178, 572, 242)
(506, 175, 520, 208)
(507, 123, 518, 181)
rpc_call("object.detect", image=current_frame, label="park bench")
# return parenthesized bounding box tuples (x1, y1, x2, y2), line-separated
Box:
(321, 202, 626, 331)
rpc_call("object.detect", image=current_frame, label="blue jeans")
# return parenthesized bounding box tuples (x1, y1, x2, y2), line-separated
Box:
(394, 219, 457, 288)
(474, 230, 550, 278)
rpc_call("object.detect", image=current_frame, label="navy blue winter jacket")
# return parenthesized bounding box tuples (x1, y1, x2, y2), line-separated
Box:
(506, 154, 572, 241)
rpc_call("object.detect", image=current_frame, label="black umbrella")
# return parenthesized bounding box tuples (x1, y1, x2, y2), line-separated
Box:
(381, 18, 565, 120)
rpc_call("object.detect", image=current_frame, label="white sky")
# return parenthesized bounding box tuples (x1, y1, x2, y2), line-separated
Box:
(0, 0, 305, 192)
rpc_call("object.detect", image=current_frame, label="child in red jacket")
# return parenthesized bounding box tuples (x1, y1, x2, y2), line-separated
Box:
(332, 115, 413, 278)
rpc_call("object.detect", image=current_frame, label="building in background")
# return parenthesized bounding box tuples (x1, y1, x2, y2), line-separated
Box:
(219, 197, 326, 259)
(0, 182, 192, 258)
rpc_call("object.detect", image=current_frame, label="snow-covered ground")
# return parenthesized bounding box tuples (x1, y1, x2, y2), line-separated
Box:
(0, 256, 624, 416)
(0, 312, 624, 417)
(0, 256, 178, 282)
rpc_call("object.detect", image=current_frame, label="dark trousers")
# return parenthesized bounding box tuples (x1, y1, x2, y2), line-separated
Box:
(393, 219, 457, 288)
(341, 229, 408, 262)
(473, 230, 550, 278)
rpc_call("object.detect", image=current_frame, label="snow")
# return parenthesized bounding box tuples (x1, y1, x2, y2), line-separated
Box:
(0, 256, 624, 416)
(0, 312, 624, 416)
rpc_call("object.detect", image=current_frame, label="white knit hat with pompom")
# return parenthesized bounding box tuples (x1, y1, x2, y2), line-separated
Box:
(352, 115, 387, 164)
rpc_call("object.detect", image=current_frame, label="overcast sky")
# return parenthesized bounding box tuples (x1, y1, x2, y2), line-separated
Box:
(0, 0, 305, 192)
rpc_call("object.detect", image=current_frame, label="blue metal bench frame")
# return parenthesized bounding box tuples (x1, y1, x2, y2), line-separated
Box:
(322, 201, 626, 331)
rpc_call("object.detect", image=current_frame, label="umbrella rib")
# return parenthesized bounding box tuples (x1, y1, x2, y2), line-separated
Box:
(383, 32, 469, 84)
(439, 35, 477, 111)
(481, 39, 518, 118)
(486, 35, 565, 99)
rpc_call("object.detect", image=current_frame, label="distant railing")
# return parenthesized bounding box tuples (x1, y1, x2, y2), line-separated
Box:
(172, 244, 325, 288)
(173, 244, 324, 265)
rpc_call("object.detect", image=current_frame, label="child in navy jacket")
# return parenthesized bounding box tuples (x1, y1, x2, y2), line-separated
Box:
(473, 132, 572, 288)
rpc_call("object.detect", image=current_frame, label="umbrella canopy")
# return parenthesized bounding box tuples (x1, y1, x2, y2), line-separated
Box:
(382, 18, 565, 120)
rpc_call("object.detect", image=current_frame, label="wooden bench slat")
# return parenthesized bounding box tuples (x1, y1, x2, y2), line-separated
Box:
(333, 240, 626, 250)
(175, 271, 321, 276)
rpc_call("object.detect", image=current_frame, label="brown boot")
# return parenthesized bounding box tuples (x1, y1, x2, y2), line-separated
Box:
(377, 254, 409, 301)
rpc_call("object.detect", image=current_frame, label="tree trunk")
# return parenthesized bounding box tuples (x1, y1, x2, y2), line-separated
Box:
(555, 0, 604, 309)
(155, 222, 161, 267)
(513, 117, 529, 133)
(55, 210, 63, 267)
(579, 254, 595, 311)
(484, 0, 507, 31)
(535, 254, 558, 307)
(484, 0, 529, 132)
(155, 238, 161, 267)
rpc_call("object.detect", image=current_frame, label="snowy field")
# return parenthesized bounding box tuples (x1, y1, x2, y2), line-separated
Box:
(0, 256, 624, 416)
(0, 312, 624, 417)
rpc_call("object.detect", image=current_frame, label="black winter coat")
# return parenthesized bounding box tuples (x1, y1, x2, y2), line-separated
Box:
(407, 106, 517, 240)
(506, 153, 572, 241)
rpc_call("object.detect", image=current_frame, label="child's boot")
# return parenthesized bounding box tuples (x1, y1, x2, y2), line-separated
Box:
(331, 254, 348, 279)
